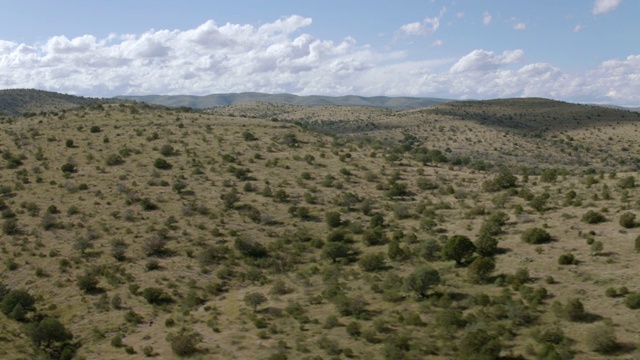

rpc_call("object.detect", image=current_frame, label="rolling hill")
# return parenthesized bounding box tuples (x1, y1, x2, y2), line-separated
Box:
(1, 91, 640, 359)
(0, 89, 111, 116)
(115, 92, 453, 110)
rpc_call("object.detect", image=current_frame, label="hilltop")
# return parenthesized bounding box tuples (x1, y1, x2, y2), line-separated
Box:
(0, 92, 640, 359)
(0, 89, 112, 116)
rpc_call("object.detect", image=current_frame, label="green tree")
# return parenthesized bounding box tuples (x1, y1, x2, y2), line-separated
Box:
(244, 292, 267, 312)
(325, 211, 342, 228)
(358, 252, 386, 272)
(1, 289, 35, 321)
(322, 242, 351, 263)
(403, 265, 441, 299)
(458, 328, 501, 360)
(30, 317, 73, 348)
(475, 232, 498, 257)
(167, 329, 202, 357)
(77, 274, 100, 293)
(441, 235, 476, 266)
(467, 257, 496, 284)
(221, 188, 240, 209)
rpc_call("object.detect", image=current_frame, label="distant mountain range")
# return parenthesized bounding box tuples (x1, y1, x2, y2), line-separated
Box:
(0, 89, 638, 117)
(115, 92, 454, 110)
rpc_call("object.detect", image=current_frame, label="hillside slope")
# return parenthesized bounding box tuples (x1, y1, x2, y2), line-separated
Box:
(0, 89, 110, 116)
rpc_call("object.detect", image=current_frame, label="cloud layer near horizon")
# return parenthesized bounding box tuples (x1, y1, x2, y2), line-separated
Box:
(0, 15, 639, 105)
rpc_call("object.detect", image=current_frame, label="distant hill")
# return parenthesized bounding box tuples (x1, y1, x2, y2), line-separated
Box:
(115, 92, 453, 110)
(0, 89, 111, 116)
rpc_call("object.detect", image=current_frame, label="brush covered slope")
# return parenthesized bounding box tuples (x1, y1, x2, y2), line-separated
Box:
(0, 98, 639, 359)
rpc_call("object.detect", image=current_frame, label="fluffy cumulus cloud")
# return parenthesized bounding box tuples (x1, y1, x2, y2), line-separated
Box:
(593, 0, 622, 15)
(0, 15, 639, 105)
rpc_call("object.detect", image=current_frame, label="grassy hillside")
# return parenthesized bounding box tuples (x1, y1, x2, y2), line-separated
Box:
(0, 89, 111, 116)
(116, 92, 452, 110)
(0, 98, 639, 359)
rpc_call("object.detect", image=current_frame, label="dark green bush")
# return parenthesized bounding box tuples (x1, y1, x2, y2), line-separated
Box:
(141, 287, 173, 305)
(153, 158, 172, 170)
(358, 252, 386, 272)
(558, 253, 577, 265)
(619, 212, 637, 228)
(521, 227, 552, 244)
(441, 235, 475, 265)
(624, 292, 640, 309)
(582, 210, 606, 224)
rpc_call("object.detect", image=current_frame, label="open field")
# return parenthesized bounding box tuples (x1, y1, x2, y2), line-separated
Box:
(1, 92, 640, 359)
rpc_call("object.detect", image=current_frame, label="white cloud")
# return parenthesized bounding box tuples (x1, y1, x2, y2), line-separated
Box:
(513, 23, 526, 30)
(593, 0, 622, 15)
(483, 12, 492, 26)
(0, 16, 639, 106)
(398, 7, 446, 37)
(450, 49, 524, 73)
(573, 24, 584, 32)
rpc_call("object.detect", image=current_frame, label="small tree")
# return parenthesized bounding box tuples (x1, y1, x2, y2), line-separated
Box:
(467, 257, 496, 284)
(358, 252, 386, 272)
(403, 265, 441, 299)
(442, 235, 476, 266)
(167, 329, 202, 357)
(619, 212, 637, 228)
(322, 242, 351, 263)
(77, 274, 100, 293)
(563, 298, 586, 322)
(0, 289, 35, 321)
(325, 211, 342, 228)
(30, 317, 73, 348)
(244, 292, 267, 312)
(475, 232, 498, 257)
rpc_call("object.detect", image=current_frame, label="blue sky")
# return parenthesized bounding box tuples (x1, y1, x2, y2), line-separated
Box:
(0, 0, 638, 105)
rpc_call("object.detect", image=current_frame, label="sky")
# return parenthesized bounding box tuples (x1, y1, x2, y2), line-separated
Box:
(0, 0, 638, 106)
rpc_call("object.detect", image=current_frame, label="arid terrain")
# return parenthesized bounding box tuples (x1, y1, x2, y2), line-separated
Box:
(1, 90, 640, 359)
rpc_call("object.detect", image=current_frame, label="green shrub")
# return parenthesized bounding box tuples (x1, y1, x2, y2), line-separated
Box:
(141, 287, 173, 305)
(586, 324, 618, 354)
(558, 253, 577, 265)
(467, 256, 496, 284)
(358, 252, 386, 272)
(441, 235, 475, 265)
(624, 292, 640, 309)
(106, 154, 124, 166)
(582, 210, 606, 224)
(403, 265, 441, 299)
(167, 329, 202, 357)
(619, 212, 637, 228)
(153, 158, 172, 170)
(0, 289, 35, 321)
(521, 227, 552, 244)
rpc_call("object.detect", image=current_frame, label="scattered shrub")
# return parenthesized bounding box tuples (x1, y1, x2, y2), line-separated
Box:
(624, 292, 640, 309)
(619, 212, 637, 228)
(558, 253, 577, 265)
(582, 210, 606, 224)
(521, 227, 552, 244)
